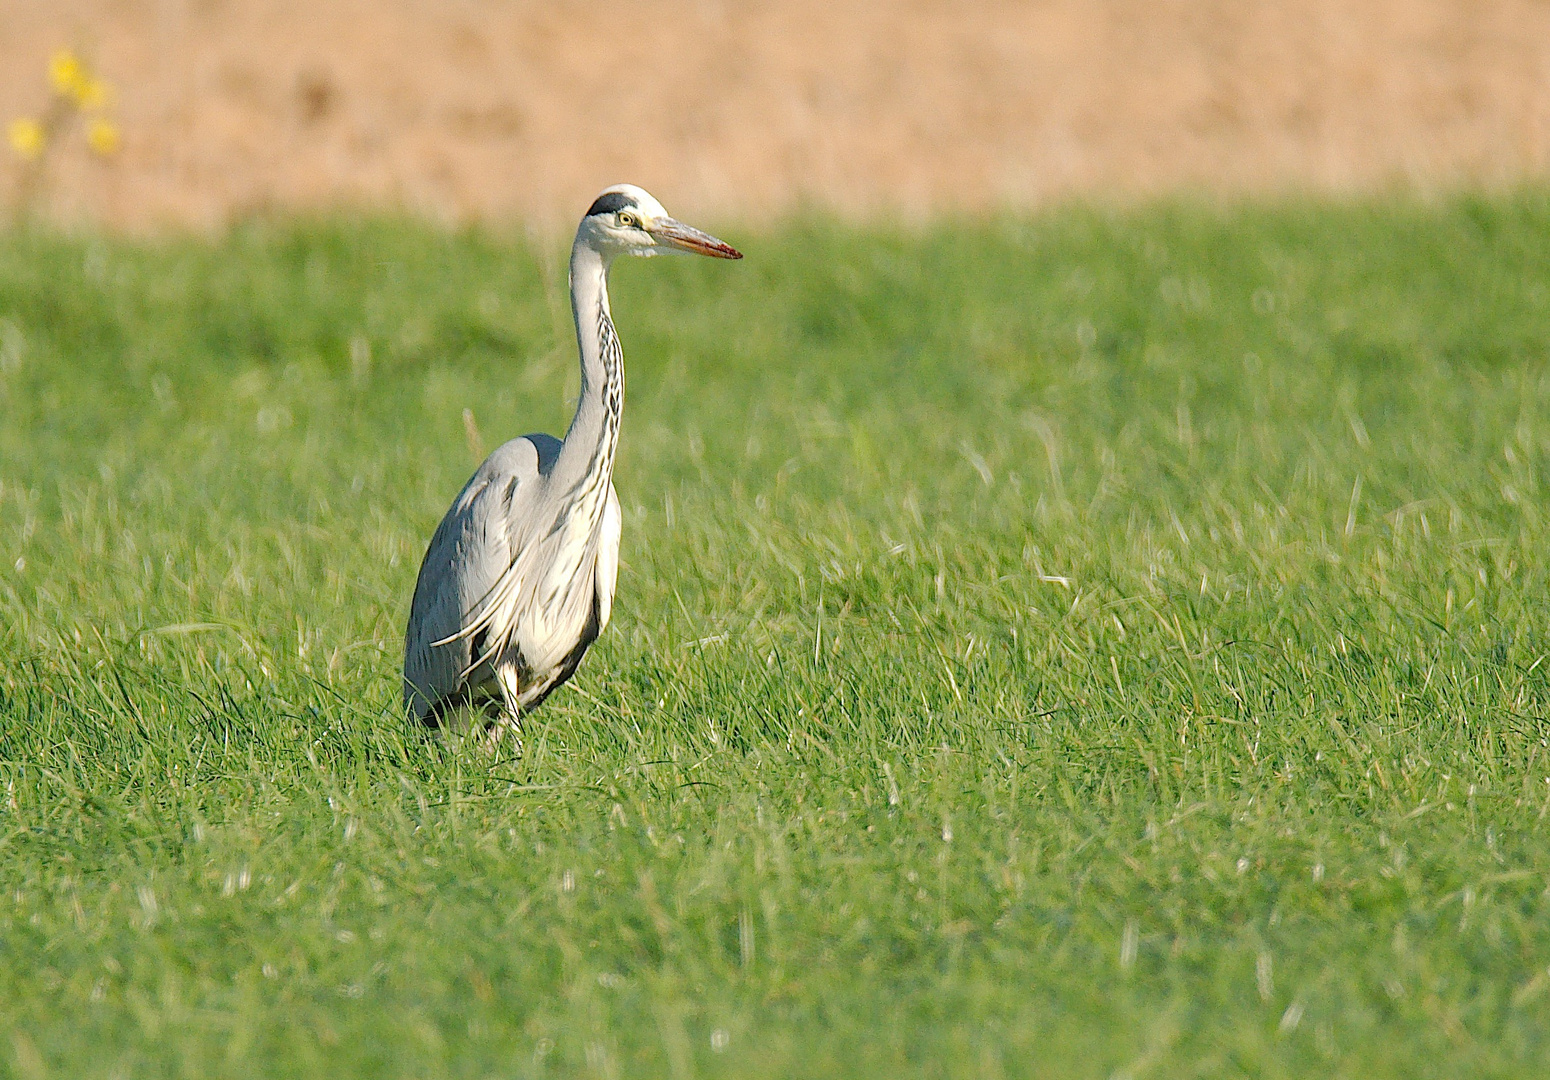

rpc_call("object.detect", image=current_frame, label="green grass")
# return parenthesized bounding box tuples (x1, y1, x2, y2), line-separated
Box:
(4, 193, 1550, 1078)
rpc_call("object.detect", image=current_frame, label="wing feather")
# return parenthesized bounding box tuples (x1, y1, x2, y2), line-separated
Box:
(402, 435, 558, 721)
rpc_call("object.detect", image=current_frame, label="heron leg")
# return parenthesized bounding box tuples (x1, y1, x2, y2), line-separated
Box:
(482, 666, 526, 756)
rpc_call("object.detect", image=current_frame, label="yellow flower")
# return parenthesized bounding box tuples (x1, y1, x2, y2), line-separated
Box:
(8, 118, 45, 161)
(86, 118, 120, 157)
(49, 50, 86, 98)
(75, 77, 111, 110)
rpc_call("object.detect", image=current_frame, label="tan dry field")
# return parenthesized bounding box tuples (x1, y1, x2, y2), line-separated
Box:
(4, 0, 1550, 230)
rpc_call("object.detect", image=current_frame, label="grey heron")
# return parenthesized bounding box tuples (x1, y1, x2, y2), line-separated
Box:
(403, 184, 741, 742)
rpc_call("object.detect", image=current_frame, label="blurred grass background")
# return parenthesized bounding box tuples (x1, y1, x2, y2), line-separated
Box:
(3, 195, 1550, 1075)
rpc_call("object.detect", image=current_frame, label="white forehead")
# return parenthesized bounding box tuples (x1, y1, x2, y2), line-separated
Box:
(596, 183, 669, 219)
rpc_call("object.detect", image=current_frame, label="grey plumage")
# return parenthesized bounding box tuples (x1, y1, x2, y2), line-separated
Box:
(402, 185, 741, 741)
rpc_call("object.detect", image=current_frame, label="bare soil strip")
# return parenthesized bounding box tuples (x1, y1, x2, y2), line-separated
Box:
(4, 0, 1549, 229)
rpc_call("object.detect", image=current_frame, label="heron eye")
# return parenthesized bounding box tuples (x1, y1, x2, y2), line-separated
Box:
(617, 212, 637, 228)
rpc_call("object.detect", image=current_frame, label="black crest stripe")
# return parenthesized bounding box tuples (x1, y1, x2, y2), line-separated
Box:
(585, 192, 635, 217)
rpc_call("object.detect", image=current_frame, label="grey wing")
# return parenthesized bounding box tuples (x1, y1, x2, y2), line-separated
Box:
(403, 435, 561, 722)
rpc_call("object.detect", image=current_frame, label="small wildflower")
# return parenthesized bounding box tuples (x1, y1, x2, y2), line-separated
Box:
(8, 118, 45, 161)
(74, 77, 110, 111)
(48, 50, 86, 98)
(86, 118, 120, 157)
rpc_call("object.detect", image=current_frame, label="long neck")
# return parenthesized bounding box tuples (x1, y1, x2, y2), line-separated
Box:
(553, 240, 624, 497)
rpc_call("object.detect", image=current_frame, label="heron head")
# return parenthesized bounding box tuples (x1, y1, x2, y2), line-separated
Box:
(579, 184, 742, 260)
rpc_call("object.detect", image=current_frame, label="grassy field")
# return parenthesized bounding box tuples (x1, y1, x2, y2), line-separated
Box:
(4, 195, 1550, 1078)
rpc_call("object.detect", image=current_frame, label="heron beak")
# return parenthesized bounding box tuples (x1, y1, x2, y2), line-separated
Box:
(651, 218, 742, 259)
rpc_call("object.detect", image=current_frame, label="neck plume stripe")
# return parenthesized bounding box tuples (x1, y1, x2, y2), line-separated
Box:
(566, 298, 624, 522)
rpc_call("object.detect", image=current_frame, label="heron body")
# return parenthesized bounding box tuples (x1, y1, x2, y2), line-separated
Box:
(403, 185, 741, 739)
